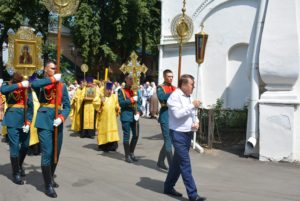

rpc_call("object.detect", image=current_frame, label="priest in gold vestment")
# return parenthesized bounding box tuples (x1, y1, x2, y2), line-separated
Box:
(70, 81, 85, 132)
(94, 82, 120, 151)
(80, 78, 99, 138)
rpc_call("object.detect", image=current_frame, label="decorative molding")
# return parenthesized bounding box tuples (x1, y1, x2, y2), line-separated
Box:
(192, 0, 216, 19)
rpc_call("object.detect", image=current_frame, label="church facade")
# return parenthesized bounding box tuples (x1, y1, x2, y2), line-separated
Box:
(159, 0, 300, 162)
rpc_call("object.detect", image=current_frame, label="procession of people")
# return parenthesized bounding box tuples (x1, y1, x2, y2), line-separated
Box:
(0, 61, 205, 201)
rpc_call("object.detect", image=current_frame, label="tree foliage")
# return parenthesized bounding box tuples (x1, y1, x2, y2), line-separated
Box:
(0, 0, 161, 78)
(68, 0, 161, 73)
(0, 0, 49, 78)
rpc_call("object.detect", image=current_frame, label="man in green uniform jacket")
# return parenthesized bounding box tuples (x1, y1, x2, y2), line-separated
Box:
(157, 69, 176, 170)
(31, 61, 70, 198)
(118, 74, 142, 163)
(1, 72, 33, 185)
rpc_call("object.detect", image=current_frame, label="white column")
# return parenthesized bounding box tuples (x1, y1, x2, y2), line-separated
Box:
(259, 0, 300, 161)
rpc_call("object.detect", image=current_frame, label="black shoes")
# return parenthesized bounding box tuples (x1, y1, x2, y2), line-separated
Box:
(189, 195, 207, 201)
(130, 153, 138, 162)
(125, 156, 133, 163)
(164, 188, 183, 197)
(157, 162, 168, 171)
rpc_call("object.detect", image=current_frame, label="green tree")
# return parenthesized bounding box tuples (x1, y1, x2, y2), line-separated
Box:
(0, 0, 49, 78)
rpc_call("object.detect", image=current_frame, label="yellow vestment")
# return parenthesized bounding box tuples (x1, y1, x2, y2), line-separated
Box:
(94, 93, 120, 145)
(81, 85, 100, 130)
(70, 87, 84, 132)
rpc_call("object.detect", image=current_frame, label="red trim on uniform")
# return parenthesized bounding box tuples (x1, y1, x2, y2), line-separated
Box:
(17, 83, 22, 89)
(49, 76, 56, 83)
(163, 85, 176, 93)
(123, 88, 135, 105)
(45, 83, 63, 105)
(58, 114, 65, 122)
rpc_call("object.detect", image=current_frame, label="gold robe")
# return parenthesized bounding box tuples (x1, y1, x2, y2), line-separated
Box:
(81, 85, 100, 130)
(29, 91, 39, 146)
(1, 94, 7, 136)
(94, 93, 120, 145)
(70, 87, 84, 132)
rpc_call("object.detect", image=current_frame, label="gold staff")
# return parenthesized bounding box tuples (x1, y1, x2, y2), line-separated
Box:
(42, 0, 79, 164)
(171, 0, 193, 83)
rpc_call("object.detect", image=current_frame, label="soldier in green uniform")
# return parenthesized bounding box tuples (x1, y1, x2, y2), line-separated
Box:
(1, 72, 33, 185)
(118, 73, 142, 163)
(31, 61, 70, 198)
(157, 69, 176, 170)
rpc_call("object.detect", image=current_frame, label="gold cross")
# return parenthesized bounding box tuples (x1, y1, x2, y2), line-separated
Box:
(120, 51, 148, 95)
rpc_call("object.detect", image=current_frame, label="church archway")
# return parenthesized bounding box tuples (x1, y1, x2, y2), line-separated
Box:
(225, 43, 250, 109)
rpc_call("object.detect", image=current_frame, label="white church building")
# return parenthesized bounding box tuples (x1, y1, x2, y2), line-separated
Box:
(158, 0, 300, 162)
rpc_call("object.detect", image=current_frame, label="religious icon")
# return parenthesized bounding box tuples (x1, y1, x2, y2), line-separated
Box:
(84, 86, 96, 100)
(19, 45, 33, 64)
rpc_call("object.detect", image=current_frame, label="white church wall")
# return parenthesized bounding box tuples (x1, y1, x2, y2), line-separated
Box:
(159, 0, 258, 108)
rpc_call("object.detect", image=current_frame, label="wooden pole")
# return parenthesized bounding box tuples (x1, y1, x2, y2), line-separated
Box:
(54, 15, 62, 164)
(178, 37, 183, 84)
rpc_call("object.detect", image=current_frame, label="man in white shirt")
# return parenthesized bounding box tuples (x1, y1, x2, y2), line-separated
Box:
(141, 81, 152, 117)
(164, 74, 206, 201)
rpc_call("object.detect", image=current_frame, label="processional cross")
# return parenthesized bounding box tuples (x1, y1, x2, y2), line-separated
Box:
(120, 51, 148, 96)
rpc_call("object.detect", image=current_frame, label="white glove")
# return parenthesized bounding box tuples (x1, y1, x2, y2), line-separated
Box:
(53, 74, 62, 82)
(0, 79, 3, 86)
(22, 125, 30, 133)
(53, 118, 63, 127)
(21, 80, 29, 88)
(133, 96, 138, 102)
(134, 113, 140, 121)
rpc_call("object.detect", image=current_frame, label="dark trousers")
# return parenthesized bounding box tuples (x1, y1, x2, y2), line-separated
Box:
(38, 127, 63, 166)
(121, 121, 138, 144)
(7, 127, 29, 157)
(164, 129, 198, 199)
(160, 122, 172, 152)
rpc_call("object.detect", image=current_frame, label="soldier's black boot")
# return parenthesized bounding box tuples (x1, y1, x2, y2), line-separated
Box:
(129, 138, 138, 162)
(51, 163, 59, 188)
(157, 148, 168, 170)
(166, 151, 173, 167)
(123, 143, 133, 163)
(10, 157, 24, 185)
(42, 166, 57, 198)
(19, 150, 27, 177)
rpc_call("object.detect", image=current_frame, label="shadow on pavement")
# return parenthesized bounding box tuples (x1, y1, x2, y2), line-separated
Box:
(24, 164, 44, 193)
(82, 143, 99, 151)
(98, 150, 168, 173)
(0, 162, 43, 193)
(136, 177, 189, 201)
(142, 133, 163, 140)
(0, 163, 14, 184)
(69, 132, 80, 137)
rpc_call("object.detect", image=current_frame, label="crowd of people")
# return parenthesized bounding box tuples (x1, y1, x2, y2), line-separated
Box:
(0, 63, 205, 201)
(67, 79, 160, 119)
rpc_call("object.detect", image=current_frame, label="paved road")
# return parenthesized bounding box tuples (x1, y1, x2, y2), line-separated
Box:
(0, 118, 299, 201)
